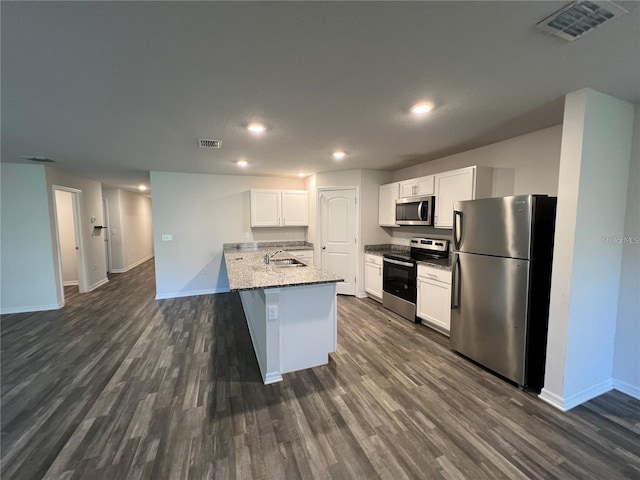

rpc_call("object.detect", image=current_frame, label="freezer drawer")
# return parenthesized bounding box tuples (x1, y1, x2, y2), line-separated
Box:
(450, 252, 530, 386)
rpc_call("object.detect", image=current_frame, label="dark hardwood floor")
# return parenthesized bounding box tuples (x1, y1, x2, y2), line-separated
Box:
(2, 259, 639, 479)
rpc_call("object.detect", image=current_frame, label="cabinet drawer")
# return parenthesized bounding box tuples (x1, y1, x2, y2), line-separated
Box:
(417, 265, 451, 284)
(365, 254, 383, 266)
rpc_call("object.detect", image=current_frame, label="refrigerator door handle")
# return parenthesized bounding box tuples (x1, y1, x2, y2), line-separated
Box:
(451, 254, 461, 309)
(453, 210, 463, 250)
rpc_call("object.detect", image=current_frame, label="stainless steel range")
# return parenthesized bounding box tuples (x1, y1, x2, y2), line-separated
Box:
(382, 237, 449, 322)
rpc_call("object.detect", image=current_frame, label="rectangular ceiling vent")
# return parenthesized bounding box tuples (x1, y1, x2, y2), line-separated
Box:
(536, 1, 628, 41)
(197, 138, 222, 149)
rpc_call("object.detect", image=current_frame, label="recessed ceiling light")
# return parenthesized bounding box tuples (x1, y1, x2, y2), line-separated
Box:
(247, 123, 266, 134)
(237, 160, 249, 167)
(297, 173, 306, 178)
(333, 151, 346, 160)
(138, 185, 147, 191)
(410, 102, 434, 114)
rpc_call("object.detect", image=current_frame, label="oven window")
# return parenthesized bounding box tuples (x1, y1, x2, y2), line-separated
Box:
(383, 262, 417, 303)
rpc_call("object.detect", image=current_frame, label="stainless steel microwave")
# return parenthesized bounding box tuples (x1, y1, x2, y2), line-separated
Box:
(395, 195, 434, 226)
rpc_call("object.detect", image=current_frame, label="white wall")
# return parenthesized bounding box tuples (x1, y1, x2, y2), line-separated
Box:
(151, 171, 305, 299)
(103, 188, 154, 273)
(393, 125, 562, 196)
(46, 168, 108, 292)
(54, 190, 78, 285)
(613, 106, 640, 398)
(1, 163, 60, 313)
(541, 89, 636, 410)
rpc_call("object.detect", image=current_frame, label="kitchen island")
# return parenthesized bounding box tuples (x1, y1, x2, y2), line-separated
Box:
(223, 243, 343, 384)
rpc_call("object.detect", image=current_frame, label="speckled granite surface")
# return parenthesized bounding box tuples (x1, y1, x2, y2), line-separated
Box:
(223, 241, 313, 252)
(364, 244, 410, 255)
(224, 248, 343, 292)
(364, 244, 452, 271)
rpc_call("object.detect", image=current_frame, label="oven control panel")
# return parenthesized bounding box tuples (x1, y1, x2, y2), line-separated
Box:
(410, 237, 449, 253)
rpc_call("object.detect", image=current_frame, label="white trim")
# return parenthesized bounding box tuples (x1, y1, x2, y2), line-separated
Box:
(356, 292, 368, 299)
(155, 287, 228, 300)
(87, 277, 109, 292)
(264, 372, 284, 384)
(110, 255, 154, 273)
(63, 281, 80, 287)
(1, 303, 62, 314)
(613, 379, 640, 400)
(539, 379, 613, 411)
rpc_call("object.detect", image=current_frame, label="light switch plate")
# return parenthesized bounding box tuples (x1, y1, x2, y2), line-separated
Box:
(161, 234, 173, 241)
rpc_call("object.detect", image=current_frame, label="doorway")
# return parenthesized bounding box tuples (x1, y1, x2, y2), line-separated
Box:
(102, 198, 112, 274)
(52, 186, 88, 306)
(318, 187, 358, 296)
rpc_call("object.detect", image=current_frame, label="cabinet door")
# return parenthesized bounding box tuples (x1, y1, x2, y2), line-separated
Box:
(365, 261, 383, 299)
(251, 190, 281, 227)
(399, 181, 417, 198)
(434, 168, 475, 228)
(378, 183, 399, 226)
(416, 175, 434, 195)
(282, 190, 308, 226)
(417, 278, 452, 335)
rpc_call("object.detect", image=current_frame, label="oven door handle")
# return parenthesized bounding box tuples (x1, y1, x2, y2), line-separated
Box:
(383, 257, 415, 268)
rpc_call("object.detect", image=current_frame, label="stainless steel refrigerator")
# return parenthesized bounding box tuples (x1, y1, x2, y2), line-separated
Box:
(450, 195, 557, 391)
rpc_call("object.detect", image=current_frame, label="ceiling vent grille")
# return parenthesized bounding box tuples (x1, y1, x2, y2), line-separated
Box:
(197, 139, 222, 149)
(536, 1, 628, 41)
(18, 155, 56, 163)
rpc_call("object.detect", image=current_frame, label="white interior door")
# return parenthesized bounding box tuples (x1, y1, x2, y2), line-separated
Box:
(320, 188, 357, 296)
(102, 198, 112, 273)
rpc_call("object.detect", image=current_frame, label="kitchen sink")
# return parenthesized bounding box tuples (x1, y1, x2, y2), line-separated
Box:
(270, 258, 307, 267)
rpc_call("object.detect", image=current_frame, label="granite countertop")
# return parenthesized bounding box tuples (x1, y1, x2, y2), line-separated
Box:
(364, 244, 452, 271)
(223, 247, 343, 292)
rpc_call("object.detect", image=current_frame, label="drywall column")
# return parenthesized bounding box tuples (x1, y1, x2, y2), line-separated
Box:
(613, 107, 640, 398)
(541, 89, 635, 410)
(0, 163, 60, 313)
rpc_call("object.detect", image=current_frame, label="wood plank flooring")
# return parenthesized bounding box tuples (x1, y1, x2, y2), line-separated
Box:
(2, 259, 639, 479)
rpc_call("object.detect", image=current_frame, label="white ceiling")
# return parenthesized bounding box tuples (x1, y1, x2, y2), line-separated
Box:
(2, 1, 639, 192)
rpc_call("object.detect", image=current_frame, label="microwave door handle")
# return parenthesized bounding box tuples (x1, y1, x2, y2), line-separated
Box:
(418, 201, 424, 221)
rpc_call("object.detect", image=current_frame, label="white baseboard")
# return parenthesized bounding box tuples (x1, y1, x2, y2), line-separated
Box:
(110, 255, 154, 273)
(539, 379, 613, 411)
(356, 292, 368, 299)
(155, 287, 229, 300)
(264, 372, 283, 384)
(63, 280, 79, 287)
(613, 379, 640, 400)
(1, 303, 62, 315)
(87, 277, 109, 292)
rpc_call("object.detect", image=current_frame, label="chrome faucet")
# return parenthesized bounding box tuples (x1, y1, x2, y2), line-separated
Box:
(264, 250, 283, 264)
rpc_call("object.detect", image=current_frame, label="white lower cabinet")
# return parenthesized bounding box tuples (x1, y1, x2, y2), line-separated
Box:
(417, 264, 452, 335)
(364, 254, 383, 301)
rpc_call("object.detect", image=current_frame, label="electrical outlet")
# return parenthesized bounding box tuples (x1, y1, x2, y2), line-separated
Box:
(202, 268, 208, 275)
(161, 234, 173, 241)
(244, 232, 250, 239)
(267, 305, 278, 321)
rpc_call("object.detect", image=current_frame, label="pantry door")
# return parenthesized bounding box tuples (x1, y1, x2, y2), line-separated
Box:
(319, 188, 358, 296)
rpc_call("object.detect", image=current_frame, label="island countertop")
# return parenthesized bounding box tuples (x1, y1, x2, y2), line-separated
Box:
(224, 248, 344, 292)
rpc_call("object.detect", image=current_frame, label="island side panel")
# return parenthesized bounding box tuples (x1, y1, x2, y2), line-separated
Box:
(277, 282, 338, 374)
(238, 289, 283, 384)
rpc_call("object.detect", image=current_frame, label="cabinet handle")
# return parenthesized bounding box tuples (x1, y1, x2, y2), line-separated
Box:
(379, 266, 381, 275)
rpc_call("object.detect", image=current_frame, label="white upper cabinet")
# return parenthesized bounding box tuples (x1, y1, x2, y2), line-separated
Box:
(433, 166, 492, 229)
(378, 182, 399, 227)
(251, 189, 308, 227)
(399, 175, 434, 198)
(281, 190, 309, 226)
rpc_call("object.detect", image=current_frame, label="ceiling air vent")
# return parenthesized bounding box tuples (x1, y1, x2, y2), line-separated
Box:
(18, 155, 55, 163)
(197, 139, 222, 149)
(536, 0, 628, 41)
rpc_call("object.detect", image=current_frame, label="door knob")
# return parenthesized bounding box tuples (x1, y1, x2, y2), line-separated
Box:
(322, 246, 326, 250)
